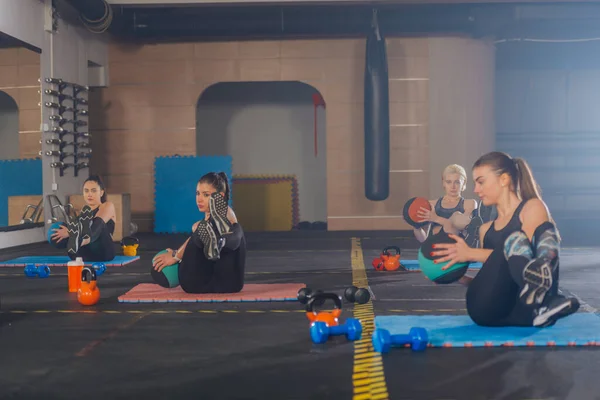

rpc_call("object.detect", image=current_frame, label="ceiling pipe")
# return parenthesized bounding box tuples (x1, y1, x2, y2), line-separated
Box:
(62, 0, 111, 22)
(112, 4, 483, 41)
(78, 2, 600, 42)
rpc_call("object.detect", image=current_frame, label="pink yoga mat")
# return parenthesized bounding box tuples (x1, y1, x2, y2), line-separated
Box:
(118, 283, 306, 303)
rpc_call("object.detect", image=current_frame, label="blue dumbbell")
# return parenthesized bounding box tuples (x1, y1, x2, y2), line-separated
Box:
(91, 263, 106, 276)
(310, 318, 363, 344)
(23, 264, 51, 278)
(372, 327, 428, 353)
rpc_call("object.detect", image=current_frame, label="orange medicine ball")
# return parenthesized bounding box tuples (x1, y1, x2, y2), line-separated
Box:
(403, 197, 432, 228)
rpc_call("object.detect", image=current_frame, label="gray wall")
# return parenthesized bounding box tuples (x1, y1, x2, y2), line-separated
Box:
(196, 81, 327, 222)
(495, 40, 600, 245)
(0, 91, 19, 160)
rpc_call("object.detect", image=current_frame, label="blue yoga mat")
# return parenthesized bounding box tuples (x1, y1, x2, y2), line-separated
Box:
(0, 256, 140, 267)
(401, 260, 482, 271)
(375, 313, 600, 347)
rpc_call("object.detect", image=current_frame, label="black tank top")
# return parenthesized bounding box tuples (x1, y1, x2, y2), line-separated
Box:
(431, 197, 465, 228)
(482, 201, 526, 250)
(92, 207, 115, 236)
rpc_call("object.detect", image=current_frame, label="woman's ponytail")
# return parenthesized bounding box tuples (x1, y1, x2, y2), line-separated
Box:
(514, 158, 541, 202)
(217, 172, 230, 203)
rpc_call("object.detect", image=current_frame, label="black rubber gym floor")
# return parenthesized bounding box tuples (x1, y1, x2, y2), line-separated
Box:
(1, 231, 599, 400)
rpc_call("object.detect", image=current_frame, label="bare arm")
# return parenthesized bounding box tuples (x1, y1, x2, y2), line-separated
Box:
(173, 237, 190, 261)
(520, 199, 551, 241)
(433, 199, 477, 234)
(153, 232, 191, 270)
(227, 207, 238, 224)
(433, 217, 459, 235)
(457, 217, 487, 287)
(169, 221, 204, 260)
(96, 201, 116, 224)
(413, 200, 435, 241)
(449, 199, 477, 231)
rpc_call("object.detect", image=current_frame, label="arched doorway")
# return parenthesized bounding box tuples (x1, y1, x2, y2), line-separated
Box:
(196, 81, 326, 231)
(0, 91, 19, 160)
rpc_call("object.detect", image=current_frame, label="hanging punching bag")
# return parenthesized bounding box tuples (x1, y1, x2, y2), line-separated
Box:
(364, 10, 390, 201)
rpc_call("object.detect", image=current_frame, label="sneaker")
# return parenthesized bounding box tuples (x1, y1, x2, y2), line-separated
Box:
(209, 192, 232, 236)
(66, 220, 81, 255)
(192, 219, 220, 261)
(533, 295, 580, 327)
(79, 205, 94, 242)
(520, 258, 553, 305)
(208, 219, 226, 252)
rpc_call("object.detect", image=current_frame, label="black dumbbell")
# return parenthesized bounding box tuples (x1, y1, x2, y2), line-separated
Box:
(297, 288, 325, 306)
(344, 286, 370, 304)
(372, 327, 428, 353)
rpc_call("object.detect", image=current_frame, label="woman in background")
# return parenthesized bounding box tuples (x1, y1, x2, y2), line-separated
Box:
(412, 164, 478, 244)
(50, 175, 116, 262)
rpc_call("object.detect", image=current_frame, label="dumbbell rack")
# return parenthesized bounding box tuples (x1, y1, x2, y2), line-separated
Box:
(41, 78, 91, 177)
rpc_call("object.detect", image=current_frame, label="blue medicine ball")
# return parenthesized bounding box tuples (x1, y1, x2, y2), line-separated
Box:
(47, 221, 67, 249)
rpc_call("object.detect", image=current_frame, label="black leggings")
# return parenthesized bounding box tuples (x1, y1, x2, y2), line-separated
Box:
(178, 223, 246, 294)
(466, 246, 560, 327)
(68, 218, 116, 262)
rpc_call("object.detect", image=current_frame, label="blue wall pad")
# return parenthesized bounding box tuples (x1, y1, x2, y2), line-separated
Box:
(154, 155, 232, 234)
(0, 159, 42, 226)
(401, 260, 482, 271)
(375, 313, 600, 347)
(0, 255, 139, 267)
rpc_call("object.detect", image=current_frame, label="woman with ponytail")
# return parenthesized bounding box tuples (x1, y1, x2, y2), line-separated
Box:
(431, 152, 579, 328)
(151, 171, 246, 294)
(50, 175, 116, 262)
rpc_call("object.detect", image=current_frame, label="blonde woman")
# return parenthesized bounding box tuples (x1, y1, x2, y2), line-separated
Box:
(413, 164, 478, 243)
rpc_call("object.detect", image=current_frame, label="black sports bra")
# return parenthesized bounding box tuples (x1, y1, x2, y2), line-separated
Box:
(430, 197, 465, 228)
(482, 201, 526, 250)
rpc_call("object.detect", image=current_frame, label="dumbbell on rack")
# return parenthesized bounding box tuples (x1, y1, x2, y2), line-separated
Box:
(372, 327, 428, 353)
(24, 264, 51, 278)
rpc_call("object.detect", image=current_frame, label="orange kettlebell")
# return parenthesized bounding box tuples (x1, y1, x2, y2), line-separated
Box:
(381, 246, 402, 271)
(77, 267, 100, 306)
(372, 255, 385, 271)
(305, 292, 342, 327)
